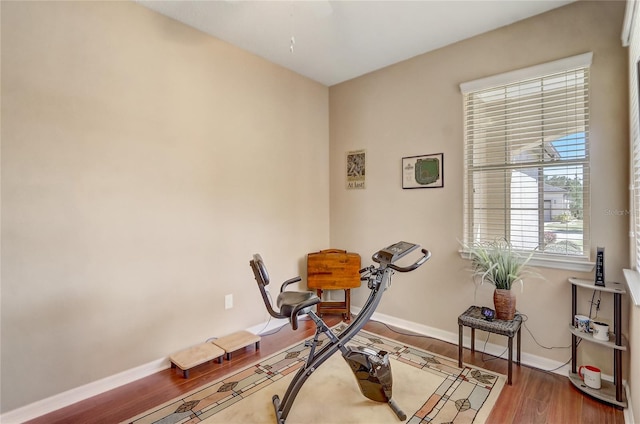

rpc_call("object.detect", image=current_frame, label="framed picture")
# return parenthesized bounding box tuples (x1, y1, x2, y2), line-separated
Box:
(402, 153, 443, 189)
(346, 149, 366, 189)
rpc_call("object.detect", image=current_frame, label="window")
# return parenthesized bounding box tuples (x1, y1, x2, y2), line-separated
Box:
(460, 53, 592, 266)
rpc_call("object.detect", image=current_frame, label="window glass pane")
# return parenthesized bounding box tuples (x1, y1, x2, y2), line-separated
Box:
(549, 132, 587, 160)
(510, 168, 540, 250)
(543, 161, 585, 255)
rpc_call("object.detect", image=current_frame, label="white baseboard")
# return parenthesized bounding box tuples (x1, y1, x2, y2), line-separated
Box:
(0, 357, 168, 424)
(246, 317, 289, 335)
(0, 318, 292, 424)
(625, 383, 635, 424)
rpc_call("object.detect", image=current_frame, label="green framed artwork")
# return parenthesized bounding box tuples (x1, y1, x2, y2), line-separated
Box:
(402, 153, 443, 189)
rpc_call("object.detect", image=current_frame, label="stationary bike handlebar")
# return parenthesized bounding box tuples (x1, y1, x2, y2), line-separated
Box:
(371, 248, 431, 272)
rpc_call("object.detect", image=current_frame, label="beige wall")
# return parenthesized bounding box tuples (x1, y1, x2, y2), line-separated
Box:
(330, 0, 628, 378)
(626, 0, 640, 418)
(1, 1, 329, 412)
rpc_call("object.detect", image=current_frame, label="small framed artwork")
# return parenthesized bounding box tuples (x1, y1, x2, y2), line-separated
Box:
(402, 153, 443, 189)
(346, 149, 366, 189)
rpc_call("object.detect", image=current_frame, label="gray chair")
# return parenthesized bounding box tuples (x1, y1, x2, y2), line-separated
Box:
(250, 253, 320, 330)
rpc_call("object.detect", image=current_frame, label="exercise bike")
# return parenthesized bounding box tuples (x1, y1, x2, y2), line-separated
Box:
(250, 241, 431, 424)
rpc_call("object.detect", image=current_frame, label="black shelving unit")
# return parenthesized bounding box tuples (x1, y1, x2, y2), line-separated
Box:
(568, 277, 627, 408)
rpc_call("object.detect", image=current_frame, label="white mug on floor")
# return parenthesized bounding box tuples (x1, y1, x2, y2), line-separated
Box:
(579, 365, 601, 389)
(592, 321, 609, 341)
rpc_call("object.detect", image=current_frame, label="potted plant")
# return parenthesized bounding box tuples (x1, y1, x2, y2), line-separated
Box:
(464, 239, 535, 320)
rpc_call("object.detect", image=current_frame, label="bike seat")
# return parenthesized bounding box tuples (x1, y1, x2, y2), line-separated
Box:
(277, 291, 319, 318)
(250, 254, 321, 330)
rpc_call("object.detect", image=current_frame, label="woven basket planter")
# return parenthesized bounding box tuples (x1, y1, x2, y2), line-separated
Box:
(493, 289, 516, 320)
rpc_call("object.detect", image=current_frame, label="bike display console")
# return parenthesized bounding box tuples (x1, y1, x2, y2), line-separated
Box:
(375, 241, 419, 264)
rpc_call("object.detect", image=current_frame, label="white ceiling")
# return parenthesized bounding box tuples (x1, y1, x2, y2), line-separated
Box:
(136, 0, 575, 86)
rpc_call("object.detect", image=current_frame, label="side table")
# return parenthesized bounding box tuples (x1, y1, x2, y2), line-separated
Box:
(458, 305, 523, 385)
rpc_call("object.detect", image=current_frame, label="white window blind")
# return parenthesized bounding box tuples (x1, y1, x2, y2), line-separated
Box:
(632, 57, 640, 269)
(462, 56, 591, 259)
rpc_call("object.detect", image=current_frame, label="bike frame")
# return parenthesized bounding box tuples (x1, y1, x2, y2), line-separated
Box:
(272, 244, 430, 424)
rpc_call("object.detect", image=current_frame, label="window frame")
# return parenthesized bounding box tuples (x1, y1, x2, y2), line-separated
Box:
(459, 53, 595, 272)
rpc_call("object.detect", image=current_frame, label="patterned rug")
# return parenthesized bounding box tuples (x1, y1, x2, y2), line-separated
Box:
(124, 325, 505, 424)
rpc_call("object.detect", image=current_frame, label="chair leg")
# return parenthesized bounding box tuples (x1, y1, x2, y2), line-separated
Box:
(458, 324, 463, 368)
(508, 336, 513, 385)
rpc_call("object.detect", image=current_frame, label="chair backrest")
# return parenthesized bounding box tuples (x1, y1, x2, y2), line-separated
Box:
(251, 253, 270, 286)
(250, 254, 285, 319)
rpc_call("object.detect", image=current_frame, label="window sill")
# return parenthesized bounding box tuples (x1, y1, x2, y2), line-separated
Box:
(623, 269, 640, 307)
(459, 250, 595, 272)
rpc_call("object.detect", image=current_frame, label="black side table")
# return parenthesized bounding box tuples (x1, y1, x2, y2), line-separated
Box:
(458, 305, 523, 385)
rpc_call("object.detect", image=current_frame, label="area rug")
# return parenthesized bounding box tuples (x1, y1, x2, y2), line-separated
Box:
(125, 326, 505, 424)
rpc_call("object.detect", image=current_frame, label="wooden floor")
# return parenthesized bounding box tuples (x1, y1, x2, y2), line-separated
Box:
(26, 316, 624, 424)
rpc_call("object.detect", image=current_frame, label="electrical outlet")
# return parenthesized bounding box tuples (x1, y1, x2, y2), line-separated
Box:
(225, 294, 233, 310)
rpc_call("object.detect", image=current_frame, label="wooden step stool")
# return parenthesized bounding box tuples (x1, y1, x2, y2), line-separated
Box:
(170, 342, 225, 378)
(212, 330, 261, 360)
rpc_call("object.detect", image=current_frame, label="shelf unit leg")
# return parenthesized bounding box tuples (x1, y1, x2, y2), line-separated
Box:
(614, 292, 623, 402)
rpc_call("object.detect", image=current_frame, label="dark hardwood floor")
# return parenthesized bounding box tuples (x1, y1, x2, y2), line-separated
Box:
(26, 316, 624, 424)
